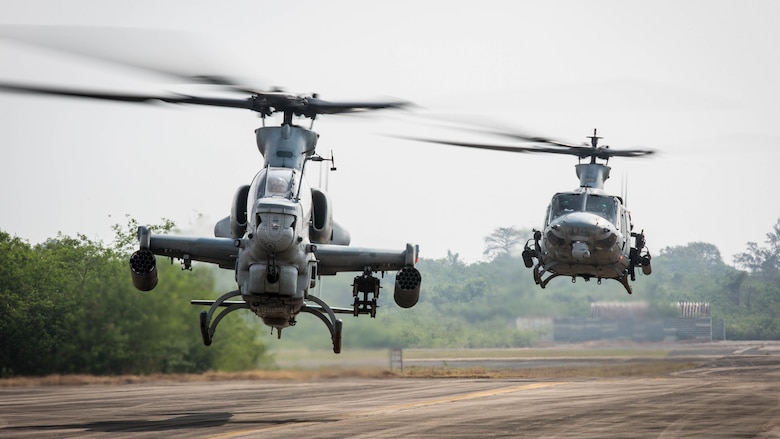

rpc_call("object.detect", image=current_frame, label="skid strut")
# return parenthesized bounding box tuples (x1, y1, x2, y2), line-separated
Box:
(193, 291, 345, 353)
(194, 290, 248, 346)
(300, 295, 343, 354)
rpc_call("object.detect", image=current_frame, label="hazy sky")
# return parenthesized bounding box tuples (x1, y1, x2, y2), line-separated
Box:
(1, 0, 779, 265)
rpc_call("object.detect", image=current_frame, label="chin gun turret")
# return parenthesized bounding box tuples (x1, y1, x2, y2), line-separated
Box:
(129, 249, 158, 291)
(393, 266, 422, 308)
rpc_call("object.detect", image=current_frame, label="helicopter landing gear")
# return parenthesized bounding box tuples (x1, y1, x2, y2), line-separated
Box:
(351, 269, 380, 318)
(532, 264, 563, 289)
(193, 290, 344, 353)
(300, 294, 343, 354)
(616, 275, 633, 295)
(194, 290, 249, 346)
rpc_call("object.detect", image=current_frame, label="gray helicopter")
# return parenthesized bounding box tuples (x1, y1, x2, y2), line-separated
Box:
(0, 80, 422, 353)
(402, 127, 652, 294)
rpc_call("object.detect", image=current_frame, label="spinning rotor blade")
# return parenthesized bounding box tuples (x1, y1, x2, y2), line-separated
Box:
(0, 81, 409, 117)
(0, 81, 253, 108)
(0, 25, 410, 117)
(396, 135, 654, 159)
(395, 135, 588, 156)
(395, 116, 654, 161)
(469, 128, 581, 149)
(448, 126, 654, 159)
(0, 25, 264, 94)
(305, 97, 409, 114)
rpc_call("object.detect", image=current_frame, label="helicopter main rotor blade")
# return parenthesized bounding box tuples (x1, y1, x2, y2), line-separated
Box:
(593, 148, 655, 158)
(395, 135, 591, 156)
(0, 25, 265, 94)
(402, 118, 655, 159)
(490, 131, 653, 158)
(395, 135, 654, 159)
(469, 128, 582, 149)
(0, 26, 412, 119)
(0, 81, 254, 109)
(305, 97, 410, 115)
(0, 81, 410, 118)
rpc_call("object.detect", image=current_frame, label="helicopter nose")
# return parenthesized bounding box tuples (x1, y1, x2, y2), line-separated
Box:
(548, 211, 616, 261)
(550, 212, 601, 240)
(558, 211, 601, 230)
(256, 212, 296, 252)
(572, 241, 591, 261)
(254, 201, 298, 252)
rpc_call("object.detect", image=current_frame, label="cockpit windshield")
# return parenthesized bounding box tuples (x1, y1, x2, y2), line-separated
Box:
(549, 193, 618, 225)
(585, 195, 618, 223)
(550, 193, 583, 219)
(257, 168, 296, 200)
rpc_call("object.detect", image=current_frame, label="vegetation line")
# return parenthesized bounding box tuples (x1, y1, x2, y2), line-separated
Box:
(1, 218, 779, 377)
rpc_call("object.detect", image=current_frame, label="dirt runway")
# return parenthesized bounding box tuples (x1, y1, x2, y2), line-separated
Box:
(1, 341, 778, 438)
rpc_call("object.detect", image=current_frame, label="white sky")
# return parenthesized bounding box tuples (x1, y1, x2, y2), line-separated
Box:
(1, 0, 779, 265)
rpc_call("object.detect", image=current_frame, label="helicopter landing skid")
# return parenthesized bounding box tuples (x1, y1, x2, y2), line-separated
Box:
(532, 265, 561, 289)
(300, 295, 343, 354)
(616, 275, 633, 295)
(192, 290, 249, 346)
(533, 265, 633, 295)
(192, 292, 344, 353)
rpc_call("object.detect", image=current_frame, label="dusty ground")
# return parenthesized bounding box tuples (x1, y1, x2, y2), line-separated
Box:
(1, 341, 778, 438)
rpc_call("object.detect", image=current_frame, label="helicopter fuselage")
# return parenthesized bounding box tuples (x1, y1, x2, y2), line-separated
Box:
(233, 165, 317, 329)
(130, 123, 422, 352)
(523, 162, 651, 294)
(538, 188, 630, 280)
(396, 126, 654, 295)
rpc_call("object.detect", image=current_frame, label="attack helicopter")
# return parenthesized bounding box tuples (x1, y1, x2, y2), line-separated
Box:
(401, 127, 652, 294)
(0, 78, 423, 354)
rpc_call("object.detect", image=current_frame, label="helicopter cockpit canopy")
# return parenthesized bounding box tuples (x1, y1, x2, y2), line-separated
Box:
(549, 193, 618, 224)
(250, 167, 299, 203)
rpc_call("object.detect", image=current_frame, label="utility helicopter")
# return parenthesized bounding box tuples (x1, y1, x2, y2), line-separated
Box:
(0, 78, 423, 354)
(401, 127, 652, 294)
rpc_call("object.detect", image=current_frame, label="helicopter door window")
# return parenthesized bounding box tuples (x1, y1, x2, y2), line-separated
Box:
(585, 195, 618, 224)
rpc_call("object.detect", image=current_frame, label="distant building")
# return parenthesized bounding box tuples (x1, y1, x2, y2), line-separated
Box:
(518, 301, 725, 343)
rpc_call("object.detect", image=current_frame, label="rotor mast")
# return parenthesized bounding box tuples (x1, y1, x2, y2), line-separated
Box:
(577, 129, 610, 189)
(587, 128, 603, 164)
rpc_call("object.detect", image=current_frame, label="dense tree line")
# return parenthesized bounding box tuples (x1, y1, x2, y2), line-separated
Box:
(0, 224, 270, 378)
(2, 219, 779, 376)
(284, 220, 780, 349)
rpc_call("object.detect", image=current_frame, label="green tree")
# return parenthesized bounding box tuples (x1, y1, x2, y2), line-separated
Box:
(0, 221, 273, 377)
(734, 218, 780, 273)
(0, 232, 54, 377)
(483, 226, 528, 260)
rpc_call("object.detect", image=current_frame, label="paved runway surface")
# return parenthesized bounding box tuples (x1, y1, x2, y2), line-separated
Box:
(2, 342, 779, 438)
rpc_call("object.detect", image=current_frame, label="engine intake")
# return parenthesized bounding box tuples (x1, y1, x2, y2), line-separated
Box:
(393, 266, 422, 308)
(130, 249, 158, 291)
(310, 188, 333, 244)
(231, 184, 250, 239)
